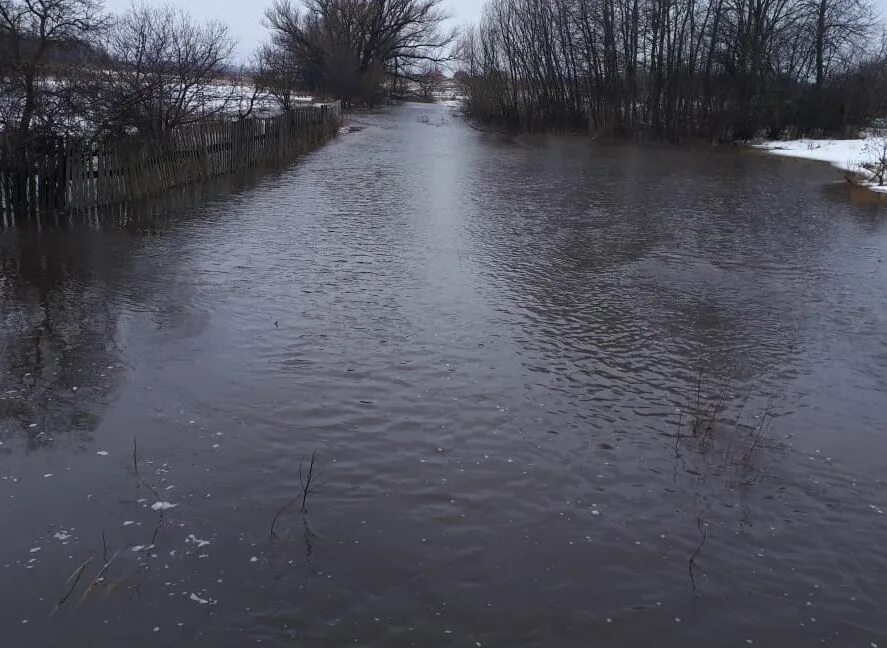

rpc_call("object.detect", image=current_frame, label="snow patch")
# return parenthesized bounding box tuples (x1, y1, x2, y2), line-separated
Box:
(755, 136, 887, 193)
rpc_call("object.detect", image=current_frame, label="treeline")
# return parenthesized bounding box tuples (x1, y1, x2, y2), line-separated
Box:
(460, 0, 887, 139)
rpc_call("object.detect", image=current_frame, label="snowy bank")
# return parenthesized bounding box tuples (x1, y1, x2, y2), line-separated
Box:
(754, 137, 887, 194)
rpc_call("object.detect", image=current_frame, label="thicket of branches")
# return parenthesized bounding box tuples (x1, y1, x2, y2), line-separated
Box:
(1, 0, 240, 144)
(258, 0, 455, 107)
(460, 0, 887, 140)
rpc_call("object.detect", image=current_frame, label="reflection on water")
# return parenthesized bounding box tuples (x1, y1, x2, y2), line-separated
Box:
(1, 230, 125, 451)
(1, 103, 887, 647)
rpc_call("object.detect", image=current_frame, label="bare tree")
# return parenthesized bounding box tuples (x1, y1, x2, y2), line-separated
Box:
(407, 62, 445, 101)
(0, 0, 107, 136)
(261, 0, 456, 106)
(804, 0, 874, 90)
(255, 41, 304, 112)
(90, 2, 235, 137)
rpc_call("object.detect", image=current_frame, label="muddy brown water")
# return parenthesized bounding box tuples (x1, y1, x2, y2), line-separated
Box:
(2, 103, 886, 647)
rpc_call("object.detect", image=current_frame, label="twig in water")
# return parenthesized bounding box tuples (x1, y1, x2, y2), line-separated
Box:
(135, 475, 164, 543)
(303, 515, 317, 558)
(741, 400, 773, 469)
(270, 451, 320, 539)
(688, 514, 708, 592)
(101, 530, 108, 563)
(52, 555, 95, 614)
(78, 550, 121, 606)
(702, 379, 730, 443)
(150, 511, 164, 546)
(299, 450, 319, 513)
(720, 391, 753, 470)
(132, 436, 138, 479)
(270, 499, 294, 540)
(674, 412, 683, 458)
(130, 437, 166, 545)
(693, 368, 703, 432)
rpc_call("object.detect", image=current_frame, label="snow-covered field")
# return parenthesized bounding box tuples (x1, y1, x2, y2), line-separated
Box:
(755, 136, 887, 193)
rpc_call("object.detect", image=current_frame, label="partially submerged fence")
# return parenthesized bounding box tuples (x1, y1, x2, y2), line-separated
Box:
(0, 103, 341, 215)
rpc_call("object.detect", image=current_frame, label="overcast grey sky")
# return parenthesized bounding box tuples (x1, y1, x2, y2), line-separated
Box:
(103, 0, 887, 62)
(103, 0, 485, 61)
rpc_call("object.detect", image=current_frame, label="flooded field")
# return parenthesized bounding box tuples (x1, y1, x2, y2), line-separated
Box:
(2, 103, 886, 647)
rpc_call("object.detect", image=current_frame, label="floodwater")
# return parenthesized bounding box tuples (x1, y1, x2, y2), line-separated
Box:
(2, 103, 886, 647)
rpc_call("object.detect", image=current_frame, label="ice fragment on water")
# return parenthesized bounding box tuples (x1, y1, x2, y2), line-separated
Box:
(186, 534, 210, 548)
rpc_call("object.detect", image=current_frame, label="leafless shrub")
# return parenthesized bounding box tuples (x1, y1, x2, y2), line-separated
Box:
(89, 3, 236, 137)
(860, 136, 887, 186)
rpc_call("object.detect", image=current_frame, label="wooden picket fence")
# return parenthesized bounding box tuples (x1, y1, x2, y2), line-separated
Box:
(0, 103, 341, 216)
